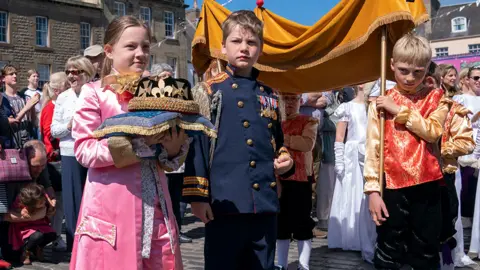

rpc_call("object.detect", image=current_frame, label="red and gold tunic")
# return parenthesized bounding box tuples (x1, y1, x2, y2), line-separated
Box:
(279, 114, 318, 182)
(364, 87, 450, 193)
(441, 100, 475, 174)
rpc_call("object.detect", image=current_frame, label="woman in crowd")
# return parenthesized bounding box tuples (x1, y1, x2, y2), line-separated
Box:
(51, 56, 95, 251)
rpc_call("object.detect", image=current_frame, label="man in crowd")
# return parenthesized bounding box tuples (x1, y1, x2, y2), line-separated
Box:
(83, 44, 104, 81)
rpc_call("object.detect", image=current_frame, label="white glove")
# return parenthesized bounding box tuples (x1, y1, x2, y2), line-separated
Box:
(334, 142, 345, 179)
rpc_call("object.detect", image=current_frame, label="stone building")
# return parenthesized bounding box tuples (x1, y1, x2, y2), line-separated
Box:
(0, 0, 189, 89)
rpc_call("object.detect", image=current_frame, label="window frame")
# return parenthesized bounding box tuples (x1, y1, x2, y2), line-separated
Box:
(140, 6, 152, 27)
(451, 16, 467, 33)
(0, 11, 8, 43)
(113, 1, 126, 17)
(35, 16, 49, 47)
(37, 64, 51, 89)
(435, 47, 449, 57)
(167, 56, 177, 78)
(469, 44, 480, 54)
(164, 11, 175, 39)
(80, 22, 91, 50)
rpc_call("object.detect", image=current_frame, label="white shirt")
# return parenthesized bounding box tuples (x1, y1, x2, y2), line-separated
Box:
(51, 88, 81, 157)
(24, 88, 43, 114)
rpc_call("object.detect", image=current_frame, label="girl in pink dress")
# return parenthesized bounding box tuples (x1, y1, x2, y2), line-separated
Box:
(8, 183, 56, 265)
(70, 16, 188, 270)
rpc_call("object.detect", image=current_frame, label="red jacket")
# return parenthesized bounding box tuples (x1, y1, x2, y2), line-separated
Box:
(40, 101, 60, 162)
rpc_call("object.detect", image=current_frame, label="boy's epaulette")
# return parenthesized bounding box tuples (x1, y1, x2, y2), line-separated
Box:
(205, 72, 229, 95)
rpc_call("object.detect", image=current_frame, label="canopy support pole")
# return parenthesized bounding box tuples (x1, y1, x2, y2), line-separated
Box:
(379, 26, 387, 197)
(216, 58, 223, 73)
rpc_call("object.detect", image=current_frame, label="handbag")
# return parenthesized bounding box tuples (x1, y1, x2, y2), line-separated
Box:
(0, 126, 32, 182)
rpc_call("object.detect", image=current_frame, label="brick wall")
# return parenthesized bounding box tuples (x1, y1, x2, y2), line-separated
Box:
(0, 0, 188, 88)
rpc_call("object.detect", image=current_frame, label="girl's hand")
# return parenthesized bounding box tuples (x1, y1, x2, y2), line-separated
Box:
(25, 93, 40, 109)
(159, 127, 188, 159)
(20, 208, 31, 219)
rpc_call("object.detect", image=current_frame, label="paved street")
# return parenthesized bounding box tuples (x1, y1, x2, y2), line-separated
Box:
(11, 211, 480, 270)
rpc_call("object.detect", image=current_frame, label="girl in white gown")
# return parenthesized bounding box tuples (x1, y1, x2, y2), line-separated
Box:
(452, 66, 480, 267)
(328, 84, 376, 263)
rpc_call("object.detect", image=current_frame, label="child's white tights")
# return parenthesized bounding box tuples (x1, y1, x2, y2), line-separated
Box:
(276, 239, 312, 270)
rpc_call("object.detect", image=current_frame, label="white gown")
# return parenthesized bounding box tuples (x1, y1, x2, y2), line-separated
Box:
(451, 94, 480, 266)
(327, 101, 376, 262)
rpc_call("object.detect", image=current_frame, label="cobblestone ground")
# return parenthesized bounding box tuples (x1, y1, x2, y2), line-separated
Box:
(13, 212, 480, 270)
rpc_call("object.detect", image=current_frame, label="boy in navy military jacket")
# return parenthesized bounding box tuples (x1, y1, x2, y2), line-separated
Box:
(183, 10, 295, 270)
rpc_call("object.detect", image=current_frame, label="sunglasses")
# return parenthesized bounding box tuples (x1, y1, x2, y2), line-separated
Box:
(472, 76, 480, 81)
(65, 70, 84, 76)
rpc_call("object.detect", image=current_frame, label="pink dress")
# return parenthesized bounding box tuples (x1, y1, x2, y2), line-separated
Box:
(8, 195, 55, 251)
(69, 81, 183, 270)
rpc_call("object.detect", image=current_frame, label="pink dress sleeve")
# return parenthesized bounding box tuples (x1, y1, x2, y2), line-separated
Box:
(73, 84, 115, 168)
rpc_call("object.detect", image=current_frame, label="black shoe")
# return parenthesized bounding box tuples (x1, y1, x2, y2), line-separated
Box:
(274, 266, 285, 270)
(179, 234, 192, 244)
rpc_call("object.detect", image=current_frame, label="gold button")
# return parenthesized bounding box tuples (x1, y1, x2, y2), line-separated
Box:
(270, 182, 277, 188)
(259, 86, 264, 92)
(237, 101, 244, 108)
(268, 123, 273, 128)
(247, 139, 253, 146)
(232, 83, 238, 89)
(250, 161, 256, 167)
(243, 121, 250, 128)
(253, 183, 260, 190)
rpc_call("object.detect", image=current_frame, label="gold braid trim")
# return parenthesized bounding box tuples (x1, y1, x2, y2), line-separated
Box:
(128, 97, 200, 114)
(93, 119, 217, 139)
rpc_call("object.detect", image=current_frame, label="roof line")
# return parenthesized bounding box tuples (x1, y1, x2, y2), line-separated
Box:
(440, 1, 476, 8)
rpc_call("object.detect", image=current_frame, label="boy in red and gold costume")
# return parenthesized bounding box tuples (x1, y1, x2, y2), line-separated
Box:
(276, 93, 318, 270)
(364, 33, 450, 269)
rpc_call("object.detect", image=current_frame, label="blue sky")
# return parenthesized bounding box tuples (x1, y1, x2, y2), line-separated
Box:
(185, 0, 475, 26)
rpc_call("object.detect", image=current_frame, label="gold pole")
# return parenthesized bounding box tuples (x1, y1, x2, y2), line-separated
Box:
(379, 26, 387, 197)
(216, 58, 223, 73)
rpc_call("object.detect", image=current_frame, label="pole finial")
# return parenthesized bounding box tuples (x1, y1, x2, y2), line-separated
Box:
(193, 0, 198, 9)
(256, 0, 264, 8)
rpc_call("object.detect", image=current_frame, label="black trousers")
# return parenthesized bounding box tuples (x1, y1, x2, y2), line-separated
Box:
(167, 173, 185, 231)
(205, 214, 277, 270)
(277, 180, 315, 240)
(374, 181, 441, 270)
(439, 173, 458, 246)
(24, 231, 57, 251)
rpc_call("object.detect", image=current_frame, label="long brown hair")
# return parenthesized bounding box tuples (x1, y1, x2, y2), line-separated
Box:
(101, 16, 151, 79)
(434, 64, 458, 97)
(19, 183, 46, 214)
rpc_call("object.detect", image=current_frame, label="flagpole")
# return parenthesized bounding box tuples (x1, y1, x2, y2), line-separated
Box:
(379, 26, 387, 197)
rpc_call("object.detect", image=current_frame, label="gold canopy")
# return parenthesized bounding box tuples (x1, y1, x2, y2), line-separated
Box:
(192, 0, 429, 93)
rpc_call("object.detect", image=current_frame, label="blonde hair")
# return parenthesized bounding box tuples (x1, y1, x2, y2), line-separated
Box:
(41, 72, 68, 109)
(434, 64, 458, 97)
(458, 67, 470, 90)
(65, 55, 95, 83)
(392, 33, 432, 67)
(27, 69, 38, 78)
(101, 16, 151, 79)
(222, 10, 263, 43)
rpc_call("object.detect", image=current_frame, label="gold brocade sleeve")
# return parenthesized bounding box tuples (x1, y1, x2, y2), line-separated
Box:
(394, 98, 450, 143)
(442, 107, 474, 159)
(363, 102, 381, 193)
(108, 136, 140, 168)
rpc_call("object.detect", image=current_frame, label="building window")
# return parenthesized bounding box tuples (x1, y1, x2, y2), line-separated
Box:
(0, 61, 8, 69)
(140, 7, 151, 27)
(435, 47, 449, 57)
(164, 11, 174, 38)
(0, 12, 7, 43)
(80, 22, 91, 50)
(469, 44, 480, 54)
(36, 16, 48, 47)
(451, 17, 467, 33)
(37, 64, 50, 89)
(113, 1, 126, 17)
(167, 57, 177, 78)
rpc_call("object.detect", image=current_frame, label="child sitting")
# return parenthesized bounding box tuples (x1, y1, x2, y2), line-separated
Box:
(7, 183, 56, 265)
